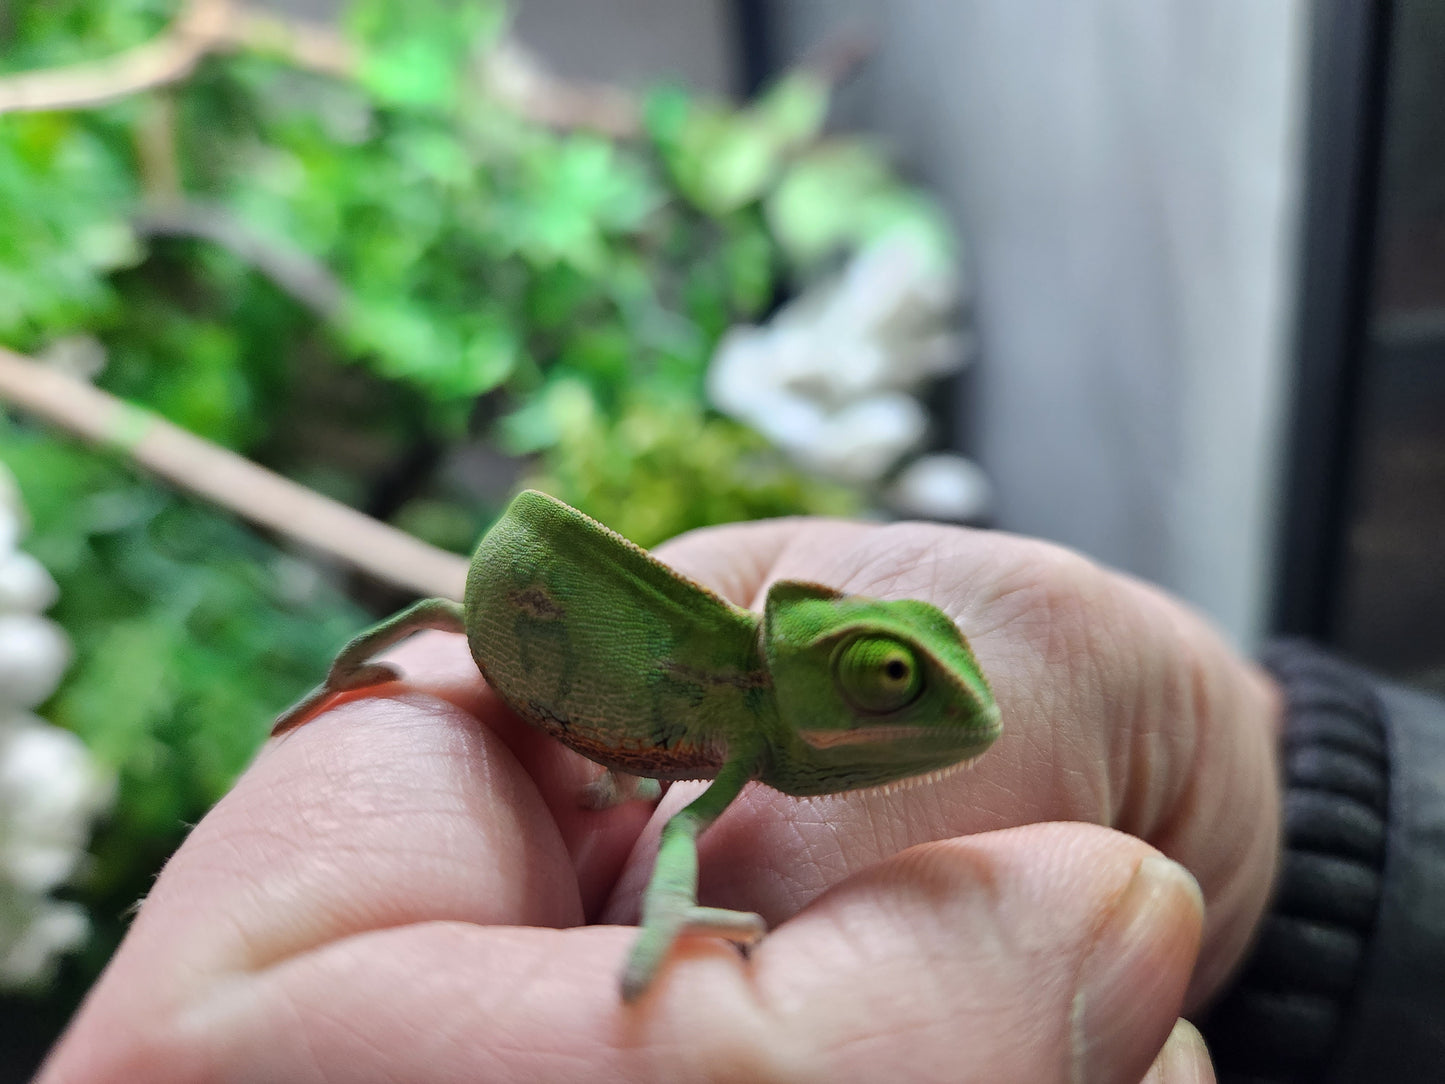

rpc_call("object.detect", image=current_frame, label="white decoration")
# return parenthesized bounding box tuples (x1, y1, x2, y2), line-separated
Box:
(0, 504, 20, 559)
(0, 615, 72, 711)
(0, 551, 61, 615)
(708, 228, 971, 484)
(0, 472, 113, 990)
(0, 899, 90, 990)
(887, 453, 994, 523)
(0, 715, 113, 896)
(797, 395, 930, 484)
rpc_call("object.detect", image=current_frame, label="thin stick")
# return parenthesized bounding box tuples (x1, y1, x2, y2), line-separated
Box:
(0, 347, 469, 600)
(0, 0, 355, 116)
(0, 0, 638, 134)
(0, 0, 233, 115)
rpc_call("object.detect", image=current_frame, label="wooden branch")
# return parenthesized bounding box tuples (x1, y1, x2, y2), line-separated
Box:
(0, 347, 469, 600)
(223, 6, 353, 77)
(0, 0, 353, 116)
(0, 0, 224, 115)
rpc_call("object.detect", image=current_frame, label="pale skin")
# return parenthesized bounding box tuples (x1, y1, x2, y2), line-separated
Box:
(39, 515, 1280, 1083)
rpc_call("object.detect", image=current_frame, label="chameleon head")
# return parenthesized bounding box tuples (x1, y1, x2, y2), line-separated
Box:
(758, 581, 1001, 796)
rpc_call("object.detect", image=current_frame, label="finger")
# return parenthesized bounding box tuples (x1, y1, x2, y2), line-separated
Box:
(639, 518, 1278, 1007)
(40, 823, 1200, 1084)
(159, 693, 583, 981)
(654, 516, 874, 607)
(1143, 1020, 1216, 1084)
(750, 824, 1206, 1084)
(286, 629, 659, 916)
(92, 679, 654, 1009)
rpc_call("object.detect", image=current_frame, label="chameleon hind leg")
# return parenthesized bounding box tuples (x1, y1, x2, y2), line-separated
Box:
(273, 598, 467, 735)
(621, 759, 766, 1001)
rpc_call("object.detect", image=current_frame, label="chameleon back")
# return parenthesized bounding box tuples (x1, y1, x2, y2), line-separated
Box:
(463, 491, 768, 780)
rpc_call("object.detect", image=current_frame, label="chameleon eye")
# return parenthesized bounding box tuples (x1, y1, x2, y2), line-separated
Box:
(833, 635, 924, 713)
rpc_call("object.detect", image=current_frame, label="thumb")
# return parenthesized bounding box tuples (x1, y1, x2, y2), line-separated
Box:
(737, 821, 1206, 1084)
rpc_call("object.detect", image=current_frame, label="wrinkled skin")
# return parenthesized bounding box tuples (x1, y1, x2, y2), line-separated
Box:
(40, 517, 1278, 1084)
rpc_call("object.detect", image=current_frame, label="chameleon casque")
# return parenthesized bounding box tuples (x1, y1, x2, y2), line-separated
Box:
(274, 489, 1001, 1000)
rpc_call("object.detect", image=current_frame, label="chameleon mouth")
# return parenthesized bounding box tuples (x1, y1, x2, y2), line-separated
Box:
(869, 757, 980, 795)
(798, 725, 937, 749)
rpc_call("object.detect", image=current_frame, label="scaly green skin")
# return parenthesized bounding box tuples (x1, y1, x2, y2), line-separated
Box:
(275, 489, 1001, 1001)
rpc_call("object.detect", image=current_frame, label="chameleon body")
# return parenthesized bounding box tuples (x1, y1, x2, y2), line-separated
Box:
(275, 489, 1001, 1000)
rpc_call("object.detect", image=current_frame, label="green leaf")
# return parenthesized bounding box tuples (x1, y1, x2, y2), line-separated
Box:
(457, 315, 519, 392)
(751, 72, 830, 147)
(359, 37, 459, 108)
(642, 85, 694, 146)
(651, 74, 830, 215)
(346, 0, 504, 111)
(525, 392, 860, 548)
(763, 141, 957, 274)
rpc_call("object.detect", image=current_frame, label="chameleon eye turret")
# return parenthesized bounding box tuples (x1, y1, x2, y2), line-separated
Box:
(833, 635, 924, 714)
(274, 490, 1000, 1002)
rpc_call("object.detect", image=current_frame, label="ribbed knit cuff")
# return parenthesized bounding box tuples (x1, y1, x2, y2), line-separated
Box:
(1200, 640, 1389, 1083)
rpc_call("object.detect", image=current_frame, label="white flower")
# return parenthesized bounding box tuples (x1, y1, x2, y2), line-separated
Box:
(887, 454, 993, 523)
(0, 615, 72, 711)
(707, 228, 970, 484)
(0, 551, 61, 615)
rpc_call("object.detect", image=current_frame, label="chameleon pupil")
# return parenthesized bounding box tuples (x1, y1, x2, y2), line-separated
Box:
(885, 658, 909, 682)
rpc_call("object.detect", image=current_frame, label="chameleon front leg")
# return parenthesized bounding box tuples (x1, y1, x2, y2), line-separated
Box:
(273, 598, 467, 734)
(622, 758, 766, 1001)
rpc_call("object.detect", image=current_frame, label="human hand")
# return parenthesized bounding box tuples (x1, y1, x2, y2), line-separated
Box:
(40, 518, 1278, 1083)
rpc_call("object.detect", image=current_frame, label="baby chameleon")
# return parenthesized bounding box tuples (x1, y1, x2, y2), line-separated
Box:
(274, 489, 1001, 1001)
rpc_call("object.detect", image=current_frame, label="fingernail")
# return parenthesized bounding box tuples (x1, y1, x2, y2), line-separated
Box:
(1143, 1019, 1214, 1083)
(1074, 854, 1205, 1083)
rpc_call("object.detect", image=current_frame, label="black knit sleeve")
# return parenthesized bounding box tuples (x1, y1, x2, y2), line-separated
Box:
(1199, 640, 1445, 1083)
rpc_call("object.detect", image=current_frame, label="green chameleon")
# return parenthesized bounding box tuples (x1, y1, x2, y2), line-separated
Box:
(274, 489, 1001, 1000)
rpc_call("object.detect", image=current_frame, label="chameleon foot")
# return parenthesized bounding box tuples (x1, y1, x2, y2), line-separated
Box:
(619, 761, 761, 1001)
(621, 905, 767, 1002)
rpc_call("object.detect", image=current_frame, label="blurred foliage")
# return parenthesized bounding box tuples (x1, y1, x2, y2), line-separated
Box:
(524, 383, 857, 545)
(2, 413, 365, 890)
(0, 0, 954, 1039)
